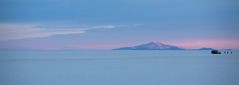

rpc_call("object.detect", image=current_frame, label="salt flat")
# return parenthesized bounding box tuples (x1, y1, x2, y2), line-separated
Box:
(0, 50, 239, 85)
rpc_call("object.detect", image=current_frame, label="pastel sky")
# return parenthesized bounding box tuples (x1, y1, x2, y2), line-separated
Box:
(0, 0, 239, 50)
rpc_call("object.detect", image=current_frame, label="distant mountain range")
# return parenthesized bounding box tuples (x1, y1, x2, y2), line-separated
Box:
(113, 42, 214, 50)
(114, 42, 184, 50)
(193, 48, 215, 50)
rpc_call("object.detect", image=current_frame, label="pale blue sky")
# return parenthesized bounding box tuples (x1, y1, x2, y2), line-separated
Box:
(0, 0, 239, 50)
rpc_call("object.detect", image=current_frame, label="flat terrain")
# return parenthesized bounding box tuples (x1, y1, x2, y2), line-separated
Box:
(0, 50, 239, 85)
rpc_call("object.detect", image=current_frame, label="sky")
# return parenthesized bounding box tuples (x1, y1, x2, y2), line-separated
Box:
(0, 0, 239, 50)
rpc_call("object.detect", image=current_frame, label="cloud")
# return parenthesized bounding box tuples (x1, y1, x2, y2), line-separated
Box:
(0, 24, 120, 40)
(92, 25, 117, 29)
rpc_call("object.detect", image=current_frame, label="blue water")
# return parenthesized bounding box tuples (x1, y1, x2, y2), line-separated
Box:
(0, 50, 239, 85)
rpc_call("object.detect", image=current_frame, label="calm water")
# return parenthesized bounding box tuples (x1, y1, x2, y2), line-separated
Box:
(0, 50, 239, 85)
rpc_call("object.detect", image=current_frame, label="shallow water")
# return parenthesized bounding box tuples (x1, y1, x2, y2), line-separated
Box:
(0, 50, 239, 85)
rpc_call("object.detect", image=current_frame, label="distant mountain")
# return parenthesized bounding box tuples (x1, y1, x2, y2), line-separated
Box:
(196, 48, 215, 50)
(114, 42, 184, 50)
(222, 48, 232, 50)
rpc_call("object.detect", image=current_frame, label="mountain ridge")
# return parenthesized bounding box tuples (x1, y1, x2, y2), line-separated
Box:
(113, 41, 217, 50)
(113, 41, 184, 50)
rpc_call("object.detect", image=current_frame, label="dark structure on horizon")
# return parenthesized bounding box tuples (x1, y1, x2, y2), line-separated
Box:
(211, 50, 221, 54)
